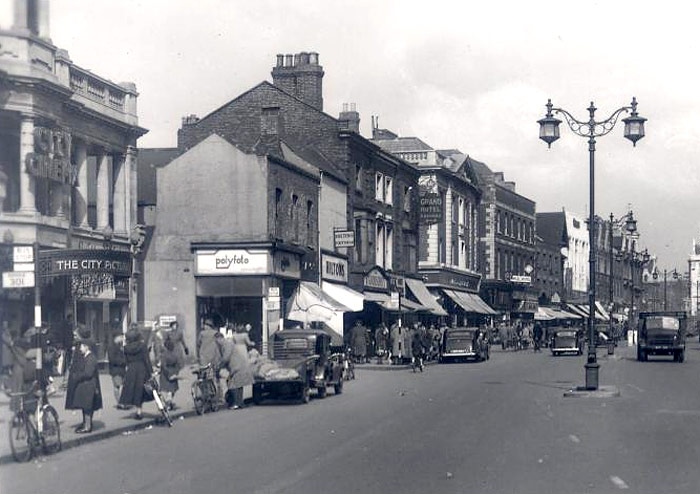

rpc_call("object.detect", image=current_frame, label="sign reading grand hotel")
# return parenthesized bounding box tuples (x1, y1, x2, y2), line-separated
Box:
(195, 249, 270, 275)
(419, 193, 442, 224)
(39, 249, 132, 277)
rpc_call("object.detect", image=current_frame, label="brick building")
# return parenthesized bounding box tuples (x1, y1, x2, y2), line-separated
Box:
(533, 213, 566, 306)
(471, 161, 537, 320)
(371, 130, 495, 324)
(0, 1, 146, 359)
(148, 52, 423, 347)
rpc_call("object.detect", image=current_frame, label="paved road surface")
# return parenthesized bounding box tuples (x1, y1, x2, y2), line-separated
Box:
(3, 342, 700, 494)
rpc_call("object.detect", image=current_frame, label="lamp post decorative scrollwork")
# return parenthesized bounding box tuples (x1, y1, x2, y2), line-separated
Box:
(538, 97, 646, 390)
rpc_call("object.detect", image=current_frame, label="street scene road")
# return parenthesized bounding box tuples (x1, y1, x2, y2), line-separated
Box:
(3, 342, 700, 494)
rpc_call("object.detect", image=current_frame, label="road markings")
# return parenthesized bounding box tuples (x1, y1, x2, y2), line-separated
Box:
(610, 476, 629, 489)
(626, 383, 644, 392)
(568, 434, 580, 444)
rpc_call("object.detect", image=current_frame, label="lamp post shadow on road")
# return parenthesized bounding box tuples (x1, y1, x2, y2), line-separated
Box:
(539, 97, 646, 391)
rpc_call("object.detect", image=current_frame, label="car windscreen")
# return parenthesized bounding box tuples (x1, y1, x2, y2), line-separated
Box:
(645, 316, 680, 332)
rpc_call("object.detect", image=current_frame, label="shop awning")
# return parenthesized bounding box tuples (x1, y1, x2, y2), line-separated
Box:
(535, 307, 555, 321)
(551, 307, 582, 319)
(286, 281, 352, 324)
(566, 303, 589, 318)
(405, 278, 448, 316)
(363, 291, 390, 302)
(595, 301, 610, 321)
(400, 298, 431, 312)
(322, 281, 364, 312)
(442, 289, 497, 315)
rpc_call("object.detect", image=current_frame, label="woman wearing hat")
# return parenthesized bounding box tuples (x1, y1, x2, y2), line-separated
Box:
(65, 335, 102, 433)
(119, 329, 153, 420)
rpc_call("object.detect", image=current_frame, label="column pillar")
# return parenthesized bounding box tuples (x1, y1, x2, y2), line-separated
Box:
(74, 141, 89, 227)
(113, 152, 127, 234)
(19, 115, 37, 214)
(96, 152, 110, 230)
(125, 146, 137, 233)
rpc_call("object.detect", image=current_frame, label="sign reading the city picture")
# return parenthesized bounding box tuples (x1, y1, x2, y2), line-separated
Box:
(195, 249, 270, 275)
(39, 249, 132, 277)
(322, 254, 348, 283)
(25, 127, 75, 185)
(419, 193, 442, 224)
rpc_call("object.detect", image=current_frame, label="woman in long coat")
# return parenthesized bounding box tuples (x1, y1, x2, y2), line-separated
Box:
(119, 329, 152, 419)
(65, 339, 102, 433)
(222, 325, 255, 409)
(197, 320, 221, 369)
(159, 335, 184, 409)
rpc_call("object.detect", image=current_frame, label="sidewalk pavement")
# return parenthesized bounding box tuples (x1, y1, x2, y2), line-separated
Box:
(0, 367, 252, 465)
(354, 358, 438, 371)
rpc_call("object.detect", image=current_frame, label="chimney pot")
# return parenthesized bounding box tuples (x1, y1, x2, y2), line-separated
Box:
(343, 103, 348, 112)
(300, 52, 309, 65)
(309, 52, 319, 65)
(276, 54, 284, 67)
(285, 54, 293, 67)
(293, 53, 300, 66)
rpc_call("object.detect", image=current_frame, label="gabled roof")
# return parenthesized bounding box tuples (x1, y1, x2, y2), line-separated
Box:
(536, 212, 568, 247)
(138, 147, 179, 205)
(372, 136, 433, 153)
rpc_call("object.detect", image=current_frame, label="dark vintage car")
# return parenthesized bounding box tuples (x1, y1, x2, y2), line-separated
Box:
(439, 327, 489, 363)
(550, 328, 583, 356)
(637, 311, 687, 362)
(252, 329, 344, 404)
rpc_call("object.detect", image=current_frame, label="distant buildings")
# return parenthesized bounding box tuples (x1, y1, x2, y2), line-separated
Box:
(690, 238, 700, 316)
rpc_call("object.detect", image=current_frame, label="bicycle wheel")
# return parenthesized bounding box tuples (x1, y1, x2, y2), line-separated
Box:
(191, 381, 205, 415)
(206, 380, 219, 412)
(40, 405, 62, 454)
(8, 413, 33, 462)
(153, 390, 173, 427)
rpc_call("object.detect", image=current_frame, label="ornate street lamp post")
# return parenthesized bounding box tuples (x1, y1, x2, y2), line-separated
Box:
(538, 98, 646, 390)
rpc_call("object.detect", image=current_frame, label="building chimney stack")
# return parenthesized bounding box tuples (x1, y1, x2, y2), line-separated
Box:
(272, 51, 325, 111)
(338, 102, 360, 133)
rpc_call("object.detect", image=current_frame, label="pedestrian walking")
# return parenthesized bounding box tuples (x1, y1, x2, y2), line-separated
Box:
(390, 321, 402, 364)
(65, 335, 102, 433)
(221, 324, 255, 409)
(168, 320, 190, 359)
(533, 322, 543, 352)
(198, 318, 222, 369)
(375, 323, 389, 362)
(107, 334, 127, 405)
(159, 334, 184, 410)
(350, 320, 367, 364)
(119, 328, 153, 420)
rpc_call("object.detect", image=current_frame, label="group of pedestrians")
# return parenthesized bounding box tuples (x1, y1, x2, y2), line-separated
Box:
(348, 320, 443, 366)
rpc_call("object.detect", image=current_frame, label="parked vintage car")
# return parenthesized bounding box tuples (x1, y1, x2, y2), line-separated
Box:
(550, 328, 583, 356)
(252, 329, 344, 404)
(439, 327, 489, 363)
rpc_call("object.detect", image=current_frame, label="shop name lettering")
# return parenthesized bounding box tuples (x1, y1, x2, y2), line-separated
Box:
(55, 259, 129, 272)
(215, 255, 250, 269)
(324, 261, 346, 277)
(25, 127, 75, 185)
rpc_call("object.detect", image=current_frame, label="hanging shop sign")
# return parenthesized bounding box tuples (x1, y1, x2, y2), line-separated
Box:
(25, 127, 75, 185)
(39, 249, 132, 277)
(2, 271, 35, 288)
(195, 249, 270, 276)
(273, 251, 301, 279)
(13, 246, 34, 263)
(334, 230, 355, 248)
(510, 275, 532, 284)
(419, 193, 442, 225)
(421, 270, 480, 292)
(364, 266, 389, 291)
(321, 253, 348, 283)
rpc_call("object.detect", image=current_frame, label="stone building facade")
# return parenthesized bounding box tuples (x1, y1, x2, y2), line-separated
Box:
(0, 1, 146, 358)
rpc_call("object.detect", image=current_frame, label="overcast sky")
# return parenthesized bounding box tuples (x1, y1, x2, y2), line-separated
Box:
(51, 0, 700, 271)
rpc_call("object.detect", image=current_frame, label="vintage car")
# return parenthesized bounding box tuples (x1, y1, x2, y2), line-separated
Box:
(439, 327, 489, 363)
(550, 328, 583, 356)
(252, 329, 344, 404)
(637, 311, 687, 362)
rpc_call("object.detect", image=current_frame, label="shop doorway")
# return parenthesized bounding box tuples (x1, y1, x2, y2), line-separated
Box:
(196, 296, 263, 348)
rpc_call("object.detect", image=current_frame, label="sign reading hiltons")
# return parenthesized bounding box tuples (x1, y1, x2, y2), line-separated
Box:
(196, 249, 270, 275)
(321, 254, 348, 283)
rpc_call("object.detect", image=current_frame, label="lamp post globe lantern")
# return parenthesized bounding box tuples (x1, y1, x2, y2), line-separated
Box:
(538, 99, 561, 148)
(622, 97, 647, 146)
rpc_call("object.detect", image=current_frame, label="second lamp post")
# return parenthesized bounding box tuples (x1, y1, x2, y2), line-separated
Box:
(538, 98, 646, 390)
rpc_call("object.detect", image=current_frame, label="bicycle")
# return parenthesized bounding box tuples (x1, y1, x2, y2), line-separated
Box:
(412, 353, 424, 373)
(191, 363, 219, 415)
(6, 381, 61, 462)
(342, 349, 355, 381)
(146, 370, 173, 427)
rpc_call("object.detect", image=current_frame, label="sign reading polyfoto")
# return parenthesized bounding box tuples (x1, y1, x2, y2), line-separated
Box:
(334, 230, 355, 248)
(2, 271, 35, 288)
(195, 249, 270, 275)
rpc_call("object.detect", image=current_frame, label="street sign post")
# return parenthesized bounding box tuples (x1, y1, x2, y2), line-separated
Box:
(2, 271, 35, 288)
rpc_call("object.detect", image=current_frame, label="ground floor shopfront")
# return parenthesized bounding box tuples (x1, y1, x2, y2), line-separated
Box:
(480, 279, 538, 322)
